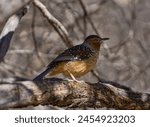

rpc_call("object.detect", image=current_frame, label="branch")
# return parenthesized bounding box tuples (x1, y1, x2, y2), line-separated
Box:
(0, 78, 149, 109)
(78, 0, 99, 36)
(0, 0, 31, 23)
(0, 6, 29, 62)
(33, 0, 73, 47)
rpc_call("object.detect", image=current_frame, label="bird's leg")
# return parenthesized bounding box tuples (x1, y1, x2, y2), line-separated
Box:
(67, 71, 85, 83)
(69, 73, 78, 82)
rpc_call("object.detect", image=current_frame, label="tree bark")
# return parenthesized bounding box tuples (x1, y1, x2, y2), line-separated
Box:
(0, 78, 149, 109)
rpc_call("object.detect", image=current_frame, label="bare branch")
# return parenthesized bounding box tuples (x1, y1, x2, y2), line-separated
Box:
(31, 5, 45, 66)
(0, 6, 29, 63)
(33, 0, 73, 47)
(78, 0, 99, 36)
(0, 0, 31, 23)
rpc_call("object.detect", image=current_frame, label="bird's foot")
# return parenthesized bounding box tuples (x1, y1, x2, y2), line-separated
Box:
(66, 78, 85, 84)
(67, 72, 85, 83)
(73, 79, 85, 84)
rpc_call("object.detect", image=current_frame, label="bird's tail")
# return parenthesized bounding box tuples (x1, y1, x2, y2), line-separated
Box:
(33, 68, 51, 81)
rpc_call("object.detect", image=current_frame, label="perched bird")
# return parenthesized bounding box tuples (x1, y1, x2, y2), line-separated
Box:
(33, 35, 109, 81)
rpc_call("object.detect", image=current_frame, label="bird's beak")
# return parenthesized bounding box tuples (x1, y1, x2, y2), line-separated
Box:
(101, 38, 109, 41)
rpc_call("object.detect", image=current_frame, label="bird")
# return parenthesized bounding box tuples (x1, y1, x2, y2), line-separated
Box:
(33, 35, 109, 81)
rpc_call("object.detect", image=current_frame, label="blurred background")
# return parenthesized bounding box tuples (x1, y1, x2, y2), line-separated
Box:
(0, 0, 150, 93)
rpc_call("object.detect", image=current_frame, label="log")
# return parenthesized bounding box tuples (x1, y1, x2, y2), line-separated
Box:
(0, 78, 149, 109)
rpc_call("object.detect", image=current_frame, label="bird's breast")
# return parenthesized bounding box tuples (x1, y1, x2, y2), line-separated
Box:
(63, 56, 97, 77)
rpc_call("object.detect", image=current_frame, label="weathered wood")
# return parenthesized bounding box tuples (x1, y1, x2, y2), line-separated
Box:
(0, 0, 30, 23)
(0, 6, 29, 62)
(0, 78, 149, 109)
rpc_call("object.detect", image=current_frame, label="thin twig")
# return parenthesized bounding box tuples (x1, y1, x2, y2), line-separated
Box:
(78, 0, 100, 36)
(31, 5, 45, 66)
(33, 0, 73, 47)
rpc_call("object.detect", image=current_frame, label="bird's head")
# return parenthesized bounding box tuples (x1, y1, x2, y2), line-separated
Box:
(83, 35, 109, 50)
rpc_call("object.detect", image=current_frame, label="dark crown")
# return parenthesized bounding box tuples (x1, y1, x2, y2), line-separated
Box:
(85, 35, 109, 42)
(85, 35, 100, 41)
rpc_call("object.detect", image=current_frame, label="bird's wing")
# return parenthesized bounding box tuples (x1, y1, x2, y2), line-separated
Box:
(48, 44, 93, 67)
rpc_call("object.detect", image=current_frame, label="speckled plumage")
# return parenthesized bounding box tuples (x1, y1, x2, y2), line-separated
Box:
(33, 35, 109, 81)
